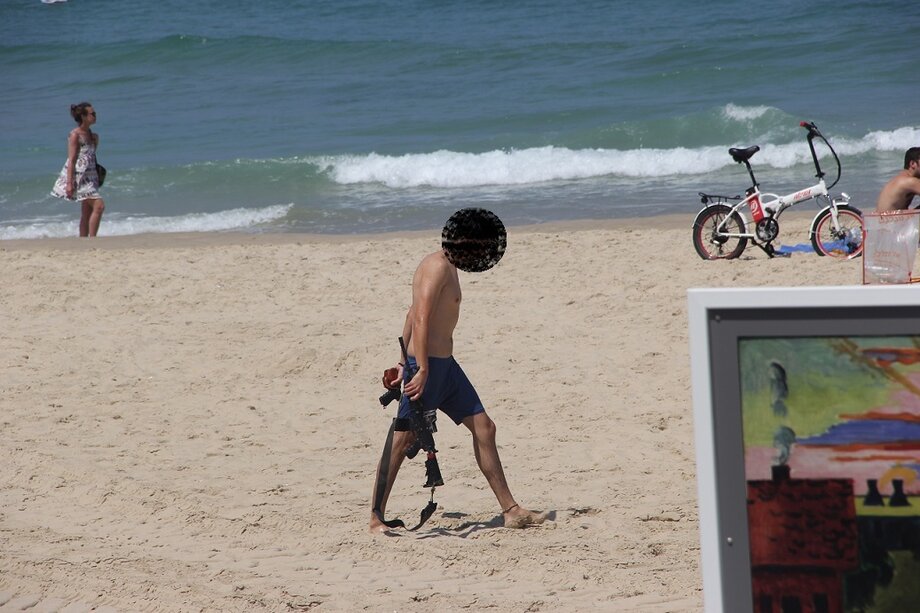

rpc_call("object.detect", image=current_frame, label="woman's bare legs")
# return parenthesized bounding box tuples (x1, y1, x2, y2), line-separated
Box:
(80, 198, 105, 237)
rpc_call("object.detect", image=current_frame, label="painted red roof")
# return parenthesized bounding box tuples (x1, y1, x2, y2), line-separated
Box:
(747, 477, 858, 569)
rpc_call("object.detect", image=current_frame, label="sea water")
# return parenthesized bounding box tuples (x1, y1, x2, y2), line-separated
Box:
(1, 0, 917, 239)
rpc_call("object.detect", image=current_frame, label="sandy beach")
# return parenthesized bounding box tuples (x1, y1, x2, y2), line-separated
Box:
(1, 212, 870, 612)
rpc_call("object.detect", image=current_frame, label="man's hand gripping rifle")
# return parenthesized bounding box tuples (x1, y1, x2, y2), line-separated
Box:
(373, 337, 444, 530)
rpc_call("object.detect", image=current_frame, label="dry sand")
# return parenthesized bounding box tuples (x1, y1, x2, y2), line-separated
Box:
(0, 212, 871, 611)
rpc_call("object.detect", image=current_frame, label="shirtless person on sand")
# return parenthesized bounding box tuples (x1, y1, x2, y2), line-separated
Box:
(370, 209, 543, 532)
(876, 147, 920, 212)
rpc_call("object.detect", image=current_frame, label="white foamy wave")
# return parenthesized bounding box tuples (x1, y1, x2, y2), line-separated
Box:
(750, 126, 920, 169)
(316, 126, 919, 188)
(318, 146, 730, 187)
(0, 204, 292, 240)
(835, 126, 920, 155)
(722, 104, 774, 121)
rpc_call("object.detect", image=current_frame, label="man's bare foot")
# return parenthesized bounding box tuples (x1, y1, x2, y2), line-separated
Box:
(503, 504, 545, 529)
(369, 514, 391, 534)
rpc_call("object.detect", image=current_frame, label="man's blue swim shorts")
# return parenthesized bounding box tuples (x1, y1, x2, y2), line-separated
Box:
(399, 356, 485, 425)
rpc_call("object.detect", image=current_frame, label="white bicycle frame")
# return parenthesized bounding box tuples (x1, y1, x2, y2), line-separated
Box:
(714, 177, 850, 238)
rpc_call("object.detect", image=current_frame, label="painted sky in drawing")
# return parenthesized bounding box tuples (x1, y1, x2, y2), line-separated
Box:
(743, 342, 920, 496)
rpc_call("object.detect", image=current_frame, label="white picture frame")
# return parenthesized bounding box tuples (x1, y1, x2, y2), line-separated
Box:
(688, 285, 920, 613)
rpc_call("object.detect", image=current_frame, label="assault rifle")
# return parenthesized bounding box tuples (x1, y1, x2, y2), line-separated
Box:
(372, 337, 443, 530)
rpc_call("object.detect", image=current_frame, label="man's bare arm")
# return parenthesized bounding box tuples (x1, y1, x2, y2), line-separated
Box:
(907, 177, 920, 203)
(403, 256, 449, 399)
(399, 308, 413, 363)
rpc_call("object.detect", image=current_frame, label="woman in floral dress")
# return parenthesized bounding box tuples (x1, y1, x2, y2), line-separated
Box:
(51, 102, 106, 237)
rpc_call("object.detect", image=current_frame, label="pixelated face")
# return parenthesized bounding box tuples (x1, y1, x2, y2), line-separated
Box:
(441, 208, 507, 273)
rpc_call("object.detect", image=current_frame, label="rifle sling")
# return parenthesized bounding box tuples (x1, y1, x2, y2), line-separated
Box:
(372, 418, 437, 531)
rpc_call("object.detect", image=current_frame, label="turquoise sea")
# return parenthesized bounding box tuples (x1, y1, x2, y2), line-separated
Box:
(1, 0, 918, 239)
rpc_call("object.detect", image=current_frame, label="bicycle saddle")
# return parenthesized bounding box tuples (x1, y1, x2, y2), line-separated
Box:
(729, 146, 760, 163)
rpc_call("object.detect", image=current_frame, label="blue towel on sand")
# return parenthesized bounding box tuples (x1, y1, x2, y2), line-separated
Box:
(775, 243, 816, 255)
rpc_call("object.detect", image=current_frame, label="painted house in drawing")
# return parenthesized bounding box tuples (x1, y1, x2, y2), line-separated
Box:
(747, 465, 859, 613)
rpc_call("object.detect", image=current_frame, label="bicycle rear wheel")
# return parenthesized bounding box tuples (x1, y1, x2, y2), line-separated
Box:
(810, 204, 863, 258)
(692, 204, 747, 260)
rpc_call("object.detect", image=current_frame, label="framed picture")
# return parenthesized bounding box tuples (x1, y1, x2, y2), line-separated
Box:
(689, 286, 920, 613)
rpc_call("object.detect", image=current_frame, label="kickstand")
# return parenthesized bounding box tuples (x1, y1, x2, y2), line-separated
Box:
(754, 241, 776, 258)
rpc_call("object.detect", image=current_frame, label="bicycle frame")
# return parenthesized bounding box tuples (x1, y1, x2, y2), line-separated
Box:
(714, 178, 839, 238)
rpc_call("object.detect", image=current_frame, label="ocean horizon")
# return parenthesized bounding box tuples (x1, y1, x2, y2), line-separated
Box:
(2, 0, 918, 239)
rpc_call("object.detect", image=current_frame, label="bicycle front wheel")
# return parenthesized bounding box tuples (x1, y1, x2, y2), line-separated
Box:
(810, 204, 863, 258)
(692, 204, 747, 260)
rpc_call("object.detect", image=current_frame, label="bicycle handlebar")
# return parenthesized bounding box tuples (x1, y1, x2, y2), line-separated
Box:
(799, 120, 841, 190)
(799, 120, 820, 136)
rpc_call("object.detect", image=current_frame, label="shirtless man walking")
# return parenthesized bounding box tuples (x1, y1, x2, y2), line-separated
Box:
(876, 147, 920, 212)
(369, 209, 542, 532)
